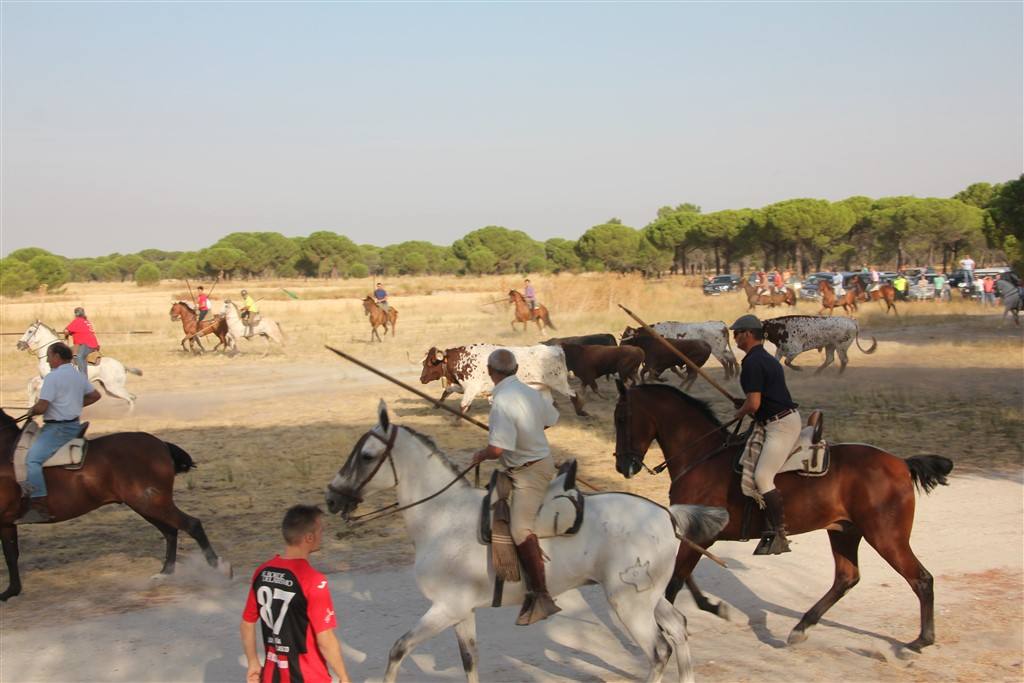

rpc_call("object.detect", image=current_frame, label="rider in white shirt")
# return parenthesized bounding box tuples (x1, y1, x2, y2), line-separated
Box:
(831, 268, 845, 296)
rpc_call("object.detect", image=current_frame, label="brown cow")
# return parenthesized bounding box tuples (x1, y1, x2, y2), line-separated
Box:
(621, 332, 711, 391)
(560, 343, 644, 398)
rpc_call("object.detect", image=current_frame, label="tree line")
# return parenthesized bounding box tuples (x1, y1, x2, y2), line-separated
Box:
(1, 176, 1020, 297)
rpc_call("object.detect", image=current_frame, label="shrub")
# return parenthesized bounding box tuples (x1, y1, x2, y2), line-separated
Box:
(135, 262, 161, 286)
(348, 262, 370, 279)
(0, 258, 39, 296)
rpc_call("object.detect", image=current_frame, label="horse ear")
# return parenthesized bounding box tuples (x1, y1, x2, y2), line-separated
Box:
(616, 379, 627, 398)
(377, 399, 390, 432)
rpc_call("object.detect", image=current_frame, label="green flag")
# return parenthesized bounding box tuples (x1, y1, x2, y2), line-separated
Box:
(280, 288, 300, 300)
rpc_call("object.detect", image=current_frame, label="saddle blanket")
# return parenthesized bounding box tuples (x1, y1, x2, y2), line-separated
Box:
(12, 421, 87, 485)
(739, 424, 830, 507)
(72, 352, 103, 366)
(480, 460, 584, 544)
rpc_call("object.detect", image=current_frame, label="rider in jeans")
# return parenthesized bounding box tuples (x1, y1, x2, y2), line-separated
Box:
(19, 342, 102, 523)
(63, 307, 99, 374)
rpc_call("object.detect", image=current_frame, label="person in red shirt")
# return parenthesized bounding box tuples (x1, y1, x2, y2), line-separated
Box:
(241, 505, 350, 683)
(63, 308, 100, 374)
(197, 286, 212, 323)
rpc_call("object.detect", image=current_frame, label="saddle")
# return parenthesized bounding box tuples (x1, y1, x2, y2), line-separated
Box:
(734, 410, 830, 478)
(73, 351, 103, 366)
(12, 421, 90, 486)
(479, 460, 584, 545)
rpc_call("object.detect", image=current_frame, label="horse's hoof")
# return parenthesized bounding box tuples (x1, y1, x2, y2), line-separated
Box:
(714, 601, 731, 621)
(0, 587, 21, 601)
(217, 558, 234, 579)
(150, 572, 170, 582)
(904, 638, 931, 653)
(787, 629, 808, 646)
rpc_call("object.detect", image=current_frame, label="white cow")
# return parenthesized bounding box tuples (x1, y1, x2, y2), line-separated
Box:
(623, 321, 739, 378)
(762, 315, 877, 374)
(419, 344, 587, 416)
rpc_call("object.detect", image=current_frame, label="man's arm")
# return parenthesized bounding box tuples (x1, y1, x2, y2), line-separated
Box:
(239, 619, 262, 683)
(314, 629, 351, 683)
(734, 391, 761, 420)
(471, 444, 503, 466)
(27, 399, 50, 417)
(82, 390, 102, 408)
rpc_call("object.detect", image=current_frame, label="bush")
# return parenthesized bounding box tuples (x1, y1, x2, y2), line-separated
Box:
(465, 246, 498, 275)
(28, 254, 69, 288)
(0, 258, 39, 296)
(348, 262, 370, 279)
(135, 262, 161, 286)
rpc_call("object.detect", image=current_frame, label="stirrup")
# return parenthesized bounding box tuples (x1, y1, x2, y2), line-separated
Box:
(516, 592, 561, 626)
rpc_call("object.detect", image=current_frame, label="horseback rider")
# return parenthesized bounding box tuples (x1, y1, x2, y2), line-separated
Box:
(523, 279, 537, 312)
(471, 348, 561, 625)
(831, 267, 845, 297)
(730, 315, 800, 555)
(63, 307, 99, 374)
(19, 342, 102, 524)
(240, 289, 260, 338)
(197, 286, 212, 323)
(374, 282, 391, 313)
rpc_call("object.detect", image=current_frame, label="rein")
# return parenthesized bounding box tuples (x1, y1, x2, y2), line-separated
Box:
(668, 421, 747, 487)
(650, 416, 743, 475)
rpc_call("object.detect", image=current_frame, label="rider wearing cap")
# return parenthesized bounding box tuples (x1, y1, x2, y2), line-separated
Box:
(240, 289, 259, 338)
(731, 314, 800, 555)
(471, 348, 561, 625)
(63, 307, 99, 374)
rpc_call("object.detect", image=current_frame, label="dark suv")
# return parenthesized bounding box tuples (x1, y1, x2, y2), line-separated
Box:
(702, 274, 741, 296)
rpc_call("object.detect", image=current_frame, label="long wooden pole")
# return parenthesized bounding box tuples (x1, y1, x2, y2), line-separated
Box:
(325, 344, 729, 568)
(618, 304, 741, 403)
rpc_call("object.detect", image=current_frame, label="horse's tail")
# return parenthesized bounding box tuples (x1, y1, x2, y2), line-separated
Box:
(905, 455, 953, 494)
(542, 308, 556, 330)
(165, 441, 197, 474)
(854, 329, 877, 354)
(127, 367, 143, 376)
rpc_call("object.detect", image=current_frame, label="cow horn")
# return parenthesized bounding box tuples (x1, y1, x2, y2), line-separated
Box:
(434, 349, 445, 362)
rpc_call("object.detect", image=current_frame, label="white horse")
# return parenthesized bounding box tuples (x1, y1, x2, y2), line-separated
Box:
(221, 300, 284, 353)
(16, 321, 142, 409)
(325, 402, 729, 683)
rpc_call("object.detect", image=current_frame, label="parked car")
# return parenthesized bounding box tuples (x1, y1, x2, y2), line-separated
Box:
(908, 274, 938, 300)
(947, 267, 1010, 298)
(798, 272, 832, 300)
(702, 274, 741, 296)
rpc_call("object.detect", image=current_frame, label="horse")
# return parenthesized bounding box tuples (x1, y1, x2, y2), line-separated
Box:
(362, 296, 398, 342)
(221, 300, 284, 353)
(612, 382, 953, 652)
(850, 278, 899, 316)
(169, 301, 234, 354)
(16, 321, 141, 409)
(740, 279, 796, 310)
(816, 279, 858, 316)
(994, 278, 1021, 326)
(325, 401, 729, 683)
(0, 409, 231, 601)
(508, 289, 555, 332)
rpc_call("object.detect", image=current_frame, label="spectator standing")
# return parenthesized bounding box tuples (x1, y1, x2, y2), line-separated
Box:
(933, 273, 946, 302)
(983, 276, 996, 306)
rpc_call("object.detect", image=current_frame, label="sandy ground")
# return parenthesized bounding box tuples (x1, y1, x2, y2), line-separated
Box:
(0, 474, 1020, 683)
(0, 277, 1022, 682)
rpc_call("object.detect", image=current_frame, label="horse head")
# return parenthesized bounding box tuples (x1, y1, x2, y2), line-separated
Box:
(325, 400, 399, 518)
(508, 290, 521, 303)
(613, 381, 655, 479)
(16, 321, 44, 352)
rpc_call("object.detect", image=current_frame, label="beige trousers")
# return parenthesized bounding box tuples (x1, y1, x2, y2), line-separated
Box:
(753, 411, 802, 494)
(508, 455, 555, 544)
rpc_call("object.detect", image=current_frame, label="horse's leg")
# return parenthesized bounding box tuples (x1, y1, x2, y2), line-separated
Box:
(569, 392, 588, 417)
(685, 575, 727, 619)
(788, 529, 862, 645)
(97, 380, 136, 409)
(861, 521, 935, 651)
(130, 499, 226, 573)
(607, 588, 672, 683)
(0, 525, 22, 601)
(453, 612, 480, 683)
(141, 514, 179, 576)
(384, 603, 462, 683)
(665, 545, 702, 604)
(180, 336, 189, 353)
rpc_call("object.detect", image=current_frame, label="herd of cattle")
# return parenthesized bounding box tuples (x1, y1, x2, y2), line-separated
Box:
(417, 315, 878, 414)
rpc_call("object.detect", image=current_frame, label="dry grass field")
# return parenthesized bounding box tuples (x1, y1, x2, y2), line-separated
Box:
(1, 273, 1021, 644)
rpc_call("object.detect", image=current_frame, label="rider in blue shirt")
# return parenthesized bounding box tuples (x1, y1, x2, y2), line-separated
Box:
(374, 283, 391, 313)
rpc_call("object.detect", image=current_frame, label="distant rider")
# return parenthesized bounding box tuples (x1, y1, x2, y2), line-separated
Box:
(373, 282, 391, 313)
(240, 289, 260, 338)
(471, 348, 561, 624)
(731, 315, 800, 555)
(831, 268, 845, 297)
(523, 279, 537, 311)
(63, 307, 99, 374)
(19, 342, 102, 524)
(197, 286, 212, 323)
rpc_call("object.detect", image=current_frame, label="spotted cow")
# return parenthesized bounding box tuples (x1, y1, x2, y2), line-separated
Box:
(761, 315, 877, 374)
(622, 321, 738, 378)
(419, 344, 587, 416)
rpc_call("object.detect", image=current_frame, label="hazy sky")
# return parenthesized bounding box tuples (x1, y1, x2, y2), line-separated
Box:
(2, 2, 1021, 258)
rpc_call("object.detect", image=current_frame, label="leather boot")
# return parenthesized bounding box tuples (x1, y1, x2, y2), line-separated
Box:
(753, 489, 791, 555)
(514, 534, 560, 625)
(17, 496, 55, 525)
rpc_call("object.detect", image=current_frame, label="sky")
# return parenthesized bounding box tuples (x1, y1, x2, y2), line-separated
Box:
(1, 2, 1021, 259)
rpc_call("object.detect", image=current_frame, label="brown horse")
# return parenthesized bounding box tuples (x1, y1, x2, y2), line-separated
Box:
(169, 301, 233, 354)
(613, 383, 952, 651)
(0, 410, 230, 600)
(508, 290, 555, 332)
(362, 296, 398, 342)
(816, 279, 858, 316)
(850, 278, 899, 316)
(740, 280, 796, 310)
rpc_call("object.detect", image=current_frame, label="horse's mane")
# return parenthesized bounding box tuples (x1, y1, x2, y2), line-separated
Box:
(635, 384, 722, 427)
(37, 321, 61, 338)
(401, 426, 471, 484)
(177, 300, 196, 313)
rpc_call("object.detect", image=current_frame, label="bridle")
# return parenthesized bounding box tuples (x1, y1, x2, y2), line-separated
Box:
(17, 322, 60, 357)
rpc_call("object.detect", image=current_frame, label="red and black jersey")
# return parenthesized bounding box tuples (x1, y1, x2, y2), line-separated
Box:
(243, 556, 337, 683)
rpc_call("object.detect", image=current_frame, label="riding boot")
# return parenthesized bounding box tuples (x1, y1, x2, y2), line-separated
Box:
(17, 496, 55, 525)
(514, 534, 560, 625)
(753, 489, 791, 555)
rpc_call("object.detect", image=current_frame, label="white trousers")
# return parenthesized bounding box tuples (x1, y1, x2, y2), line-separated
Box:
(753, 411, 802, 494)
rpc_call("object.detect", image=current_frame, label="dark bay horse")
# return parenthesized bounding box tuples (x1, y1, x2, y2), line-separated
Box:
(613, 383, 952, 651)
(850, 278, 899, 316)
(0, 410, 230, 600)
(508, 289, 555, 332)
(169, 301, 232, 354)
(816, 279, 858, 316)
(362, 296, 398, 342)
(740, 280, 796, 310)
